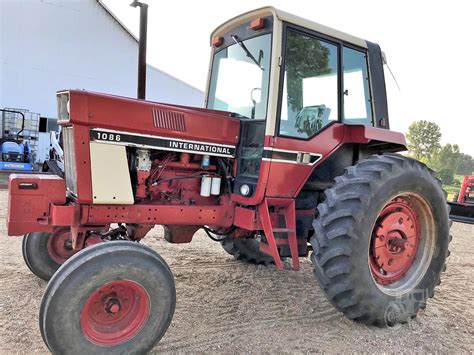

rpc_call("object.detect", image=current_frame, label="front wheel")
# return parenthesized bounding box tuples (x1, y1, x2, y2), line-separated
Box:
(40, 241, 176, 353)
(22, 229, 78, 281)
(310, 154, 450, 326)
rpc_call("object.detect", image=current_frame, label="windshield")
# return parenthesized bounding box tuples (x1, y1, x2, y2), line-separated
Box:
(207, 33, 272, 120)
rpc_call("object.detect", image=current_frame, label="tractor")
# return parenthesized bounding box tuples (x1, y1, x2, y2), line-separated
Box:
(449, 175, 474, 224)
(7, 7, 450, 353)
(0, 109, 33, 171)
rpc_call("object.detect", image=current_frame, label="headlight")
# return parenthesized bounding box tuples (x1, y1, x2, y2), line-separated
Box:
(239, 184, 251, 196)
(57, 91, 70, 122)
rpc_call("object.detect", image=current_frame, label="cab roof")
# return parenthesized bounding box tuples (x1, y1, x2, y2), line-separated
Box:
(211, 6, 367, 49)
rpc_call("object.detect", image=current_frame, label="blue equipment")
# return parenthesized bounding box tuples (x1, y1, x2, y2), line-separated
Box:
(0, 109, 34, 171)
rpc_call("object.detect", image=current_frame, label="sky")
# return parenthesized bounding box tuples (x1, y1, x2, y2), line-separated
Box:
(103, 0, 474, 155)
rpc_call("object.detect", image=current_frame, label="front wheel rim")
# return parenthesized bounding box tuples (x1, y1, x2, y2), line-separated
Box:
(80, 280, 150, 346)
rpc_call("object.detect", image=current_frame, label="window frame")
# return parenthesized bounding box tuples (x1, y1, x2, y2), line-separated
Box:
(206, 30, 273, 122)
(276, 22, 374, 141)
(342, 44, 375, 126)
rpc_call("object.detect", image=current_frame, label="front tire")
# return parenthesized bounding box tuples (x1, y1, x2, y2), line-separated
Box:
(40, 241, 176, 353)
(311, 154, 450, 326)
(22, 229, 78, 281)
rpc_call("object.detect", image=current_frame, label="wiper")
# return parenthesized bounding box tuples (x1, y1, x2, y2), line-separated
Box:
(231, 35, 264, 71)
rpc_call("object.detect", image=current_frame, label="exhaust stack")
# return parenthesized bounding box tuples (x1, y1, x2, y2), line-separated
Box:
(130, 1, 148, 100)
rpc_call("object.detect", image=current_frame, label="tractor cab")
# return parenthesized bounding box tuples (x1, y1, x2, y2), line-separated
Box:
(205, 7, 403, 204)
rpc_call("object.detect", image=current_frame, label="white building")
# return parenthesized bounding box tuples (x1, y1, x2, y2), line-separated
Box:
(0, 0, 204, 163)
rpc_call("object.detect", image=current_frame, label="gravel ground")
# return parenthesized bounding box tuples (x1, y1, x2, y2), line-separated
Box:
(0, 189, 473, 353)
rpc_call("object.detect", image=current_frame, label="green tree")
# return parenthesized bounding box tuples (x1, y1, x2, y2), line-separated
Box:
(406, 120, 441, 160)
(456, 153, 474, 175)
(431, 144, 461, 172)
(285, 30, 331, 112)
(437, 168, 455, 185)
(431, 144, 462, 184)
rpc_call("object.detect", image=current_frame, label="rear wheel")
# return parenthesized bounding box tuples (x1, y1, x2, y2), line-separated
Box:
(22, 229, 78, 281)
(40, 241, 175, 353)
(311, 154, 450, 326)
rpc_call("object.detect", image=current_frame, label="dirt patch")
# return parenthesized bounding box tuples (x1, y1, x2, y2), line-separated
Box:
(0, 189, 472, 353)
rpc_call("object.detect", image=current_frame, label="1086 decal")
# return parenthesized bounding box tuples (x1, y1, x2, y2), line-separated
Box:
(94, 131, 121, 142)
(89, 128, 236, 158)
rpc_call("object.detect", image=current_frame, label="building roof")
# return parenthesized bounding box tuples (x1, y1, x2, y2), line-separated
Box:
(96, 0, 138, 42)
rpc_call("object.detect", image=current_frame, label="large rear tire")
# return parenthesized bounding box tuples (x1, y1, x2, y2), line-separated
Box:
(22, 229, 78, 281)
(40, 241, 175, 353)
(311, 154, 450, 326)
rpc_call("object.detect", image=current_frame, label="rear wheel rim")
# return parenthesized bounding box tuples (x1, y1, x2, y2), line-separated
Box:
(80, 280, 150, 346)
(370, 197, 420, 285)
(369, 193, 435, 295)
(47, 229, 76, 264)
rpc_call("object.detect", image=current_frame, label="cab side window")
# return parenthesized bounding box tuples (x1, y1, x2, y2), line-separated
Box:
(279, 29, 339, 139)
(343, 47, 373, 125)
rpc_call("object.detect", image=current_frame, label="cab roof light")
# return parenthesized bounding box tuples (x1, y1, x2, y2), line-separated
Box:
(211, 36, 223, 47)
(250, 18, 265, 30)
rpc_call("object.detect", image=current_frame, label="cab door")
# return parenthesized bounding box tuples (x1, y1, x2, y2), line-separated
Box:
(266, 25, 373, 197)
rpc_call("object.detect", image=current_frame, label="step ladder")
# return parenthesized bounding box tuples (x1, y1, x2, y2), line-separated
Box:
(257, 198, 299, 270)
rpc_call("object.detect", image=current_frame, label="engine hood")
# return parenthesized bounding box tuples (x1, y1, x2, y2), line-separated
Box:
(65, 90, 240, 151)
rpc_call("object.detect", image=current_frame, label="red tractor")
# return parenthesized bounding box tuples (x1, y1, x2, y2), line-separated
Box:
(7, 7, 450, 353)
(449, 175, 474, 224)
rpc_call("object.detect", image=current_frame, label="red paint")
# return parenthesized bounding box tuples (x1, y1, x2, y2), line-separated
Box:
(233, 206, 259, 230)
(69, 90, 240, 146)
(80, 280, 150, 346)
(7, 174, 66, 235)
(72, 125, 94, 204)
(257, 198, 299, 270)
(369, 197, 420, 285)
(457, 175, 474, 205)
(266, 123, 406, 198)
(344, 124, 407, 147)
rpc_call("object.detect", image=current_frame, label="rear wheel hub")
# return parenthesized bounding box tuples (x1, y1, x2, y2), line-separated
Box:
(370, 197, 420, 285)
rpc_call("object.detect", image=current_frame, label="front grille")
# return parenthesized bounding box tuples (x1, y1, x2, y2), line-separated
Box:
(3, 152, 20, 161)
(62, 126, 77, 196)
